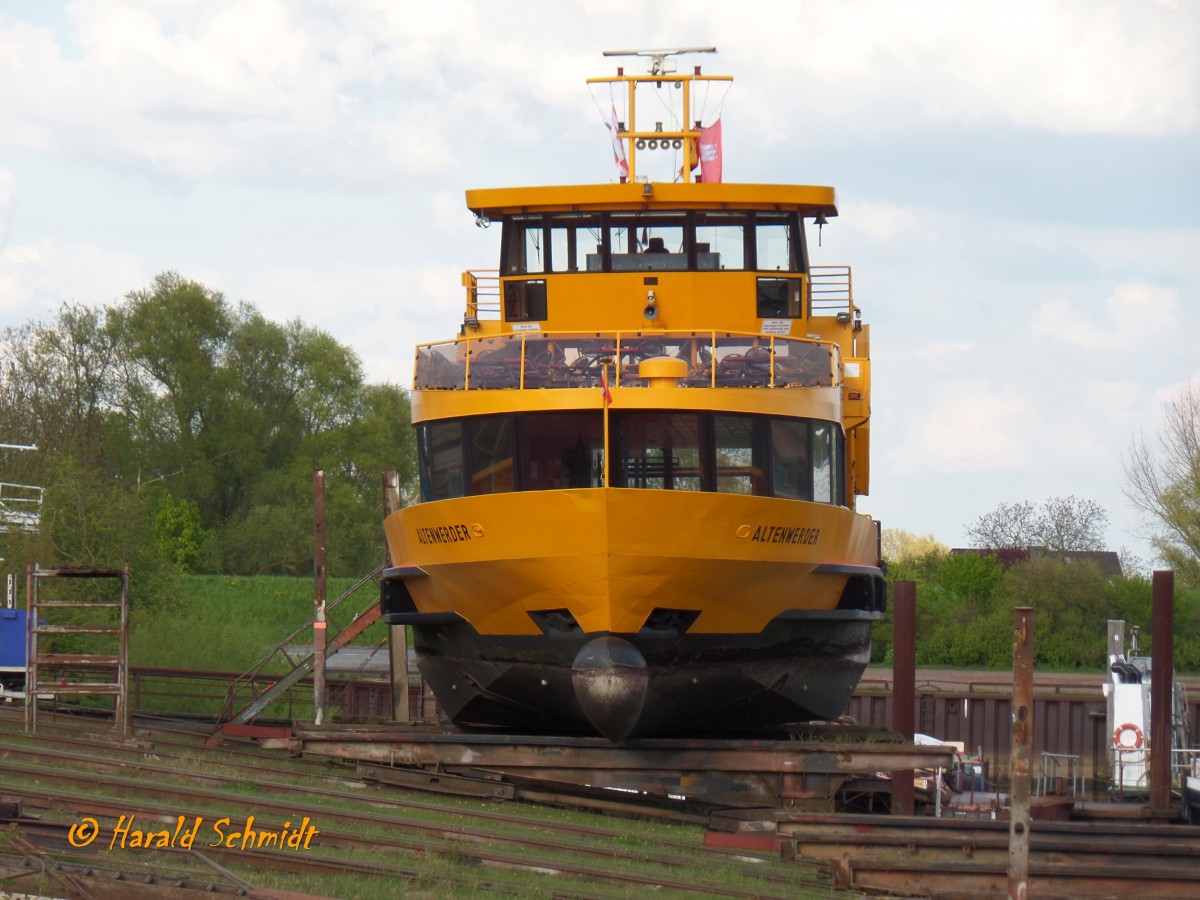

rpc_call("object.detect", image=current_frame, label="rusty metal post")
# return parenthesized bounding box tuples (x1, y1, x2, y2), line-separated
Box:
(116, 564, 130, 743)
(24, 565, 34, 734)
(1009, 606, 1034, 900)
(382, 467, 410, 723)
(891, 580, 916, 815)
(313, 468, 328, 726)
(1150, 569, 1174, 816)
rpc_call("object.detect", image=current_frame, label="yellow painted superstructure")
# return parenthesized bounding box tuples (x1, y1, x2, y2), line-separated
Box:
(380, 51, 880, 738)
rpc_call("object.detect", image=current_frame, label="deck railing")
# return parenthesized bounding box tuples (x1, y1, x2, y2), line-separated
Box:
(463, 267, 857, 324)
(414, 330, 841, 392)
(810, 265, 853, 316)
(462, 270, 501, 325)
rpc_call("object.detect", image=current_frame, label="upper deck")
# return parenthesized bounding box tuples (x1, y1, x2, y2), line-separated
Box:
(466, 181, 838, 217)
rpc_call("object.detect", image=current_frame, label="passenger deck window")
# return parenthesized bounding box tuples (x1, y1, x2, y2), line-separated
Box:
(715, 415, 765, 494)
(812, 423, 835, 504)
(416, 412, 845, 505)
(522, 412, 604, 489)
(770, 420, 812, 501)
(466, 416, 516, 495)
(615, 412, 702, 490)
(421, 421, 465, 501)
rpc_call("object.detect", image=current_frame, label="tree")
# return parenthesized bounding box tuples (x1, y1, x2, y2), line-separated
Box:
(154, 494, 211, 572)
(881, 528, 948, 563)
(1, 273, 420, 579)
(964, 500, 1037, 549)
(1124, 382, 1200, 586)
(0, 303, 119, 468)
(994, 556, 1110, 669)
(965, 496, 1109, 552)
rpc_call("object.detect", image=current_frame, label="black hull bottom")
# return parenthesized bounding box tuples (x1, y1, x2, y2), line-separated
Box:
(412, 617, 873, 740)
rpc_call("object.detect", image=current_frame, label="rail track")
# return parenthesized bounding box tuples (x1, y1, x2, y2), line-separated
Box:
(8, 677, 1200, 898)
(0, 707, 840, 899)
(769, 811, 1200, 898)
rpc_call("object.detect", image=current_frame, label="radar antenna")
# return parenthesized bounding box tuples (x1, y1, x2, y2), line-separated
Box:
(591, 48, 729, 184)
(602, 47, 717, 76)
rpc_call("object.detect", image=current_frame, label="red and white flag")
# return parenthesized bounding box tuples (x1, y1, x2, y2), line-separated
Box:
(600, 367, 613, 406)
(698, 118, 723, 184)
(608, 104, 628, 181)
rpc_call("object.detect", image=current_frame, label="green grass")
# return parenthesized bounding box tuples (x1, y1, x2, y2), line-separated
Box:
(129, 573, 388, 673)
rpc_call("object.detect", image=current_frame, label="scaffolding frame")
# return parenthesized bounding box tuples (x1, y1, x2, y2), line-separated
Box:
(25, 565, 129, 741)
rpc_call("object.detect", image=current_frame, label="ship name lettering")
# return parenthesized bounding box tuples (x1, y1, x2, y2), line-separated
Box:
(751, 525, 820, 545)
(416, 524, 472, 545)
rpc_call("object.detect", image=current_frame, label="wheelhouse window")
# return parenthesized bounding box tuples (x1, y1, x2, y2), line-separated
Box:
(417, 411, 845, 505)
(503, 215, 545, 275)
(606, 213, 689, 272)
(754, 213, 797, 271)
(546, 211, 604, 274)
(695, 212, 747, 270)
(499, 210, 809, 275)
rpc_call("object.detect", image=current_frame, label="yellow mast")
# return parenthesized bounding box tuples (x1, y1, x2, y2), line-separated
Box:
(590, 47, 732, 184)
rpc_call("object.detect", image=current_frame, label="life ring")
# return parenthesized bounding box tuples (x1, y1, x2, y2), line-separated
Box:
(1113, 722, 1144, 750)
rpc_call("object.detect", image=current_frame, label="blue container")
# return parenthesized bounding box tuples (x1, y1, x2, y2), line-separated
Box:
(0, 609, 28, 670)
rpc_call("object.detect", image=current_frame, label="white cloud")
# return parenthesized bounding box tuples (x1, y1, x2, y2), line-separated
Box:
(0, 238, 145, 320)
(0, 167, 14, 243)
(886, 380, 1030, 474)
(731, 0, 1199, 136)
(916, 341, 975, 361)
(1080, 379, 1144, 417)
(1031, 282, 1182, 349)
(1, 0, 1193, 194)
(841, 201, 926, 242)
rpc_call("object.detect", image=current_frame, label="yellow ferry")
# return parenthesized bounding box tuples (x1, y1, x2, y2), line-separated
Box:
(381, 49, 882, 740)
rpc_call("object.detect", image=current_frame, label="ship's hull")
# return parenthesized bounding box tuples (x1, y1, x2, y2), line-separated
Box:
(410, 615, 874, 738)
(382, 488, 884, 739)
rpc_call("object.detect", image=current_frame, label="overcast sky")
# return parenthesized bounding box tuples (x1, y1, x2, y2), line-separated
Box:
(1, 1, 1197, 567)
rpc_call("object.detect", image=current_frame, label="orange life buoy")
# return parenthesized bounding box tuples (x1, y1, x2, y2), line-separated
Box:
(1113, 722, 1144, 750)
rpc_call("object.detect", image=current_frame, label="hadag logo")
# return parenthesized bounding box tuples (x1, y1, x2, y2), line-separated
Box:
(68, 814, 319, 852)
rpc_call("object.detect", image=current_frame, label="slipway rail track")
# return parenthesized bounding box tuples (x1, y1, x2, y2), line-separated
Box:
(6, 701, 1200, 897)
(769, 811, 1200, 898)
(0, 708, 838, 899)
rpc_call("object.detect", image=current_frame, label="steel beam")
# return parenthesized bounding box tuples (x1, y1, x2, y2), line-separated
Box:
(891, 580, 916, 815)
(1009, 606, 1034, 900)
(313, 468, 328, 726)
(266, 728, 953, 810)
(1150, 569, 1174, 816)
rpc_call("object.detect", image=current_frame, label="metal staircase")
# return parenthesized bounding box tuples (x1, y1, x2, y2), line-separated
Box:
(206, 564, 384, 746)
